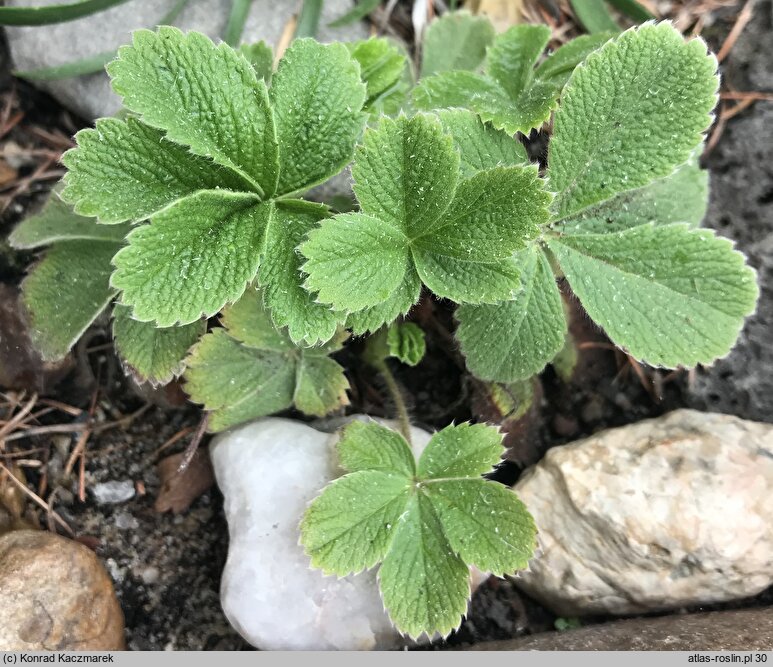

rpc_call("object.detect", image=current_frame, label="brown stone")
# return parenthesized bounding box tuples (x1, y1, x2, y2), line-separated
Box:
(0, 530, 125, 650)
(468, 608, 773, 651)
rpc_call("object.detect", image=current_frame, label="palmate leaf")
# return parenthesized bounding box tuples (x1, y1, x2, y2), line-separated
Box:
(301, 114, 551, 312)
(415, 25, 611, 135)
(300, 420, 536, 639)
(546, 224, 758, 368)
(548, 23, 719, 220)
(112, 304, 204, 386)
(456, 245, 566, 383)
(184, 289, 349, 431)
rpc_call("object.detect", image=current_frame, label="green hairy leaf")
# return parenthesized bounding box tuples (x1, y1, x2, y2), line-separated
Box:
(386, 322, 426, 366)
(301, 114, 551, 311)
(547, 224, 758, 368)
(548, 23, 719, 219)
(421, 11, 495, 77)
(415, 24, 610, 135)
(456, 245, 567, 383)
(301, 420, 536, 638)
(113, 305, 204, 386)
(349, 38, 408, 114)
(185, 289, 349, 431)
(21, 241, 119, 361)
(240, 41, 274, 81)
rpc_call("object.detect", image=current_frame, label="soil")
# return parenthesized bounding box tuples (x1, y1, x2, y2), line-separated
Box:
(0, 3, 771, 651)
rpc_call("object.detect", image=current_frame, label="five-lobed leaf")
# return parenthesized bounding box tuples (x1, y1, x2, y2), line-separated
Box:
(302, 114, 551, 312)
(301, 420, 537, 638)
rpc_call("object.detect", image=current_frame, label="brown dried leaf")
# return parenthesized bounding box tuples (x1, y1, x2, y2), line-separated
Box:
(154, 448, 214, 515)
(468, 0, 524, 32)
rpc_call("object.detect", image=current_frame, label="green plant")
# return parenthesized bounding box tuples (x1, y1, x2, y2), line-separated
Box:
(8, 12, 759, 640)
(300, 419, 536, 638)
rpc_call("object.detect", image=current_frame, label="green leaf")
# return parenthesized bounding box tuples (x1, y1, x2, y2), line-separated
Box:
(436, 109, 528, 178)
(301, 212, 411, 313)
(349, 38, 407, 106)
(112, 304, 204, 385)
(21, 241, 118, 360)
(301, 420, 536, 638)
(108, 27, 278, 198)
(456, 245, 567, 382)
(185, 289, 349, 430)
(336, 420, 416, 476)
(239, 41, 274, 81)
(555, 153, 708, 234)
(352, 114, 459, 239)
(379, 493, 471, 639)
(301, 470, 410, 575)
(387, 322, 426, 366)
(111, 191, 266, 327)
(547, 223, 759, 368)
(184, 328, 296, 431)
(328, 0, 380, 27)
(224, 0, 252, 46)
(415, 25, 603, 136)
(421, 11, 495, 77)
(487, 24, 550, 101)
(569, 0, 620, 33)
(269, 39, 367, 196)
(259, 200, 341, 345)
(417, 422, 503, 479)
(411, 166, 550, 303)
(62, 117, 247, 224)
(548, 23, 719, 220)
(0, 0, 129, 26)
(413, 70, 504, 116)
(607, 0, 654, 22)
(425, 479, 536, 576)
(534, 33, 615, 86)
(9, 190, 130, 249)
(346, 269, 422, 334)
(295, 0, 323, 38)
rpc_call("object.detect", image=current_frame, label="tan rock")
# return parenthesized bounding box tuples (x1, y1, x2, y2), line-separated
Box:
(0, 530, 125, 650)
(513, 410, 773, 615)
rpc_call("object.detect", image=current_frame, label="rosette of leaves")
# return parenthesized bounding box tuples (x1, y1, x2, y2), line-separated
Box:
(302, 23, 758, 384)
(300, 419, 537, 638)
(61, 27, 369, 348)
(414, 20, 614, 134)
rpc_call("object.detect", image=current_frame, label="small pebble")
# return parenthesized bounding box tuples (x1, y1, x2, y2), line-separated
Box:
(91, 480, 135, 505)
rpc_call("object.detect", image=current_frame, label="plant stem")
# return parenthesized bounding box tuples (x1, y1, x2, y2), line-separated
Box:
(377, 361, 412, 445)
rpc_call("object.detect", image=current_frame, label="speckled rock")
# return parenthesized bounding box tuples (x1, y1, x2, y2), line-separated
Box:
(0, 530, 125, 650)
(4, 0, 368, 120)
(211, 417, 486, 650)
(513, 410, 773, 616)
(470, 608, 773, 651)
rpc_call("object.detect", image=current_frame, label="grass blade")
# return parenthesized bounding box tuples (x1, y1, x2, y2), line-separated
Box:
(14, 0, 192, 81)
(224, 0, 253, 46)
(606, 0, 654, 22)
(569, 0, 620, 33)
(0, 0, 131, 26)
(295, 0, 323, 38)
(329, 0, 380, 27)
